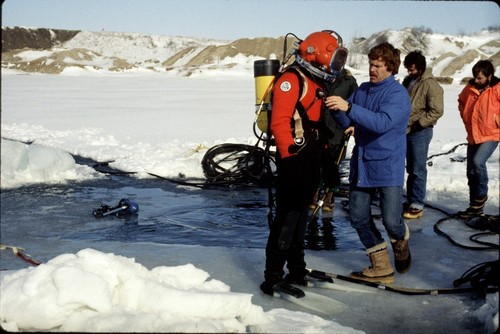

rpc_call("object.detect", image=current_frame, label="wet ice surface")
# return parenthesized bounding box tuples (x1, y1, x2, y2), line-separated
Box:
(1, 175, 498, 333)
(0, 174, 363, 261)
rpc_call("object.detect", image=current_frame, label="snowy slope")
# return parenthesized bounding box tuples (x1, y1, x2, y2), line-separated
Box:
(62, 30, 227, 67)
(2, 26, 498, 76)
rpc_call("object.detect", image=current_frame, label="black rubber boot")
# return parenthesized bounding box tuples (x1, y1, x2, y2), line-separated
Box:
(260, 280, 278, 296)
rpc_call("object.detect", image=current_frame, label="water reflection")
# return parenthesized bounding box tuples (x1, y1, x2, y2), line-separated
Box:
(305, 214, 339, 251)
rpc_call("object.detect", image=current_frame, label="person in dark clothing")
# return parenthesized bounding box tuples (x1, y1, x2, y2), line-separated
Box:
(401, 50, 444, 219)
(311, 70, 358, 213)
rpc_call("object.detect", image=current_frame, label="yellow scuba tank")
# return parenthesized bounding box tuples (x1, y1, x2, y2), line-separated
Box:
(253, 59, 280, 133)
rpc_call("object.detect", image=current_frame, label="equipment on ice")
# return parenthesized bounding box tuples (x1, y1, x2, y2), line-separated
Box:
(93, 198, 139, 218)
(201, 30, 349, 190)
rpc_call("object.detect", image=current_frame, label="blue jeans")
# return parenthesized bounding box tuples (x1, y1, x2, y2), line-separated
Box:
(466, 141, 499, 202)
(406, 127, 433, 210)
(349, 186, 406, 249)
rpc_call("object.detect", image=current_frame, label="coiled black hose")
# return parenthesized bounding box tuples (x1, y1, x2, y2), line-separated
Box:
(201, 143, 276, 187)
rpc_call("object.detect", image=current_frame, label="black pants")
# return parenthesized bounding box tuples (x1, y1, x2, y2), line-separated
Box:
(320, 144, 342, 189)
(264, 140, 320, 284)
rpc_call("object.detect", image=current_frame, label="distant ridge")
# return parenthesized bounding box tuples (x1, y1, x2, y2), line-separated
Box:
(2, 26, 81, 51)
(1, 26, 499, 81)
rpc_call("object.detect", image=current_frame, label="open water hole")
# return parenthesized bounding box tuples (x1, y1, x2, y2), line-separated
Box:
(0, 175, 363, 251)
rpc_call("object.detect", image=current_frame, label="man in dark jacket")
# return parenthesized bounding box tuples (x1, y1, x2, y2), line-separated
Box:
(310, 70, 358, 213)
(402, 51, 444, 219)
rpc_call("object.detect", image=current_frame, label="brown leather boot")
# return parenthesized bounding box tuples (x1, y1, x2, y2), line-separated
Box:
(309, 188, 320, 211)
(391, 224, 412, 274)
(322, 190, 334, 212)
(351, 242, 395, 284)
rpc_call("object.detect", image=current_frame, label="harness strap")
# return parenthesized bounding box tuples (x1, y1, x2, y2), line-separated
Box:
(291, 68, 322, 146)
(293, 109, 305, 145)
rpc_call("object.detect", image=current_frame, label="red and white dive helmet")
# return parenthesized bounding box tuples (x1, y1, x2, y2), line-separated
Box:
(296, 30, 348, 82)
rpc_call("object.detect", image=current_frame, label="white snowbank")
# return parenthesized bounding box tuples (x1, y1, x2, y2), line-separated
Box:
(0, 140, 96, 188)
(0, 248, 362, 333)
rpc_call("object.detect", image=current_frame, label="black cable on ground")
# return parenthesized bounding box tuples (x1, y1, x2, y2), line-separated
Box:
(433, 215, 499, 251)
(453, 260, 499, 296)
(201, 143, 276, 188)
(426, 142, 467, 165)
(309, 268, 499, 296)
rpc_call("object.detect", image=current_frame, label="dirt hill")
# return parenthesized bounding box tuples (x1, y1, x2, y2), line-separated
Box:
(2, 26, 81, 51)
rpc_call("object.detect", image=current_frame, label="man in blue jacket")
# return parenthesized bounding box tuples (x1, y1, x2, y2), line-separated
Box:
(325, 42, 412, 283)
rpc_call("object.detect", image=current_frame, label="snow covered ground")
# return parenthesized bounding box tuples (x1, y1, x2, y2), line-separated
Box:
(1, 42, 499, 332)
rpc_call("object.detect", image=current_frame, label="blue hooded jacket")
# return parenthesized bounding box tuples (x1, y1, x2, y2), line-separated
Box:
(333, 75, 411, 187)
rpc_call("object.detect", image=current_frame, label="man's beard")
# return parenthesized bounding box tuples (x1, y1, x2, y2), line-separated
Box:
(475, 79, 490, 90)
(409, 71, 422, 80)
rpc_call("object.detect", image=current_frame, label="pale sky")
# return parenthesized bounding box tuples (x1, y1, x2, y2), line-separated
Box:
(2, 0, 499, 43)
